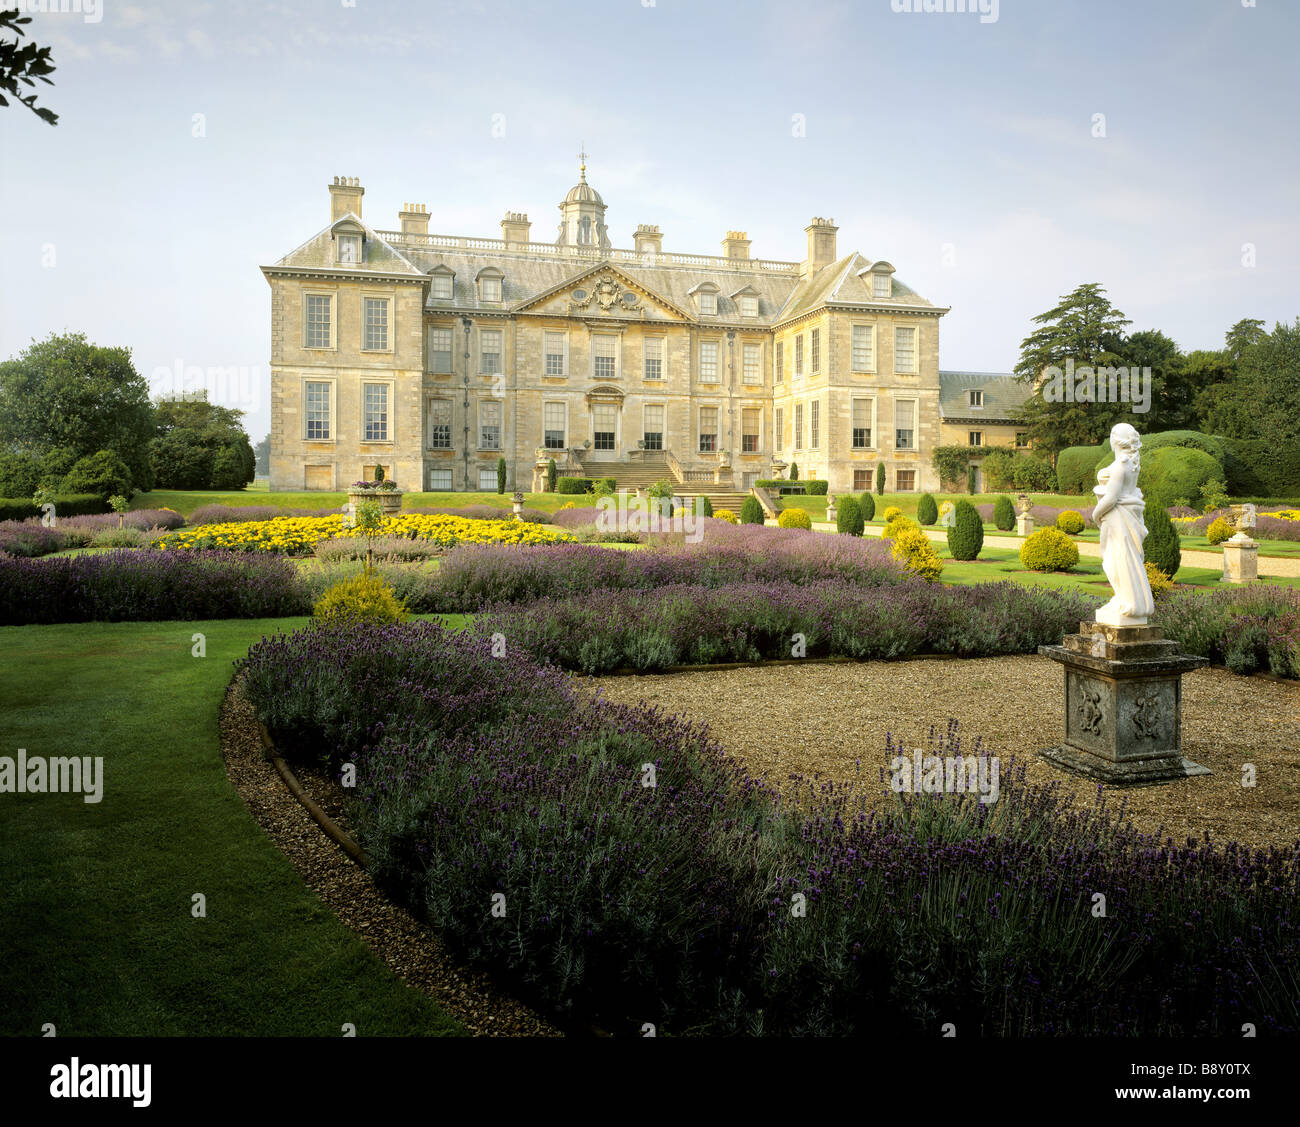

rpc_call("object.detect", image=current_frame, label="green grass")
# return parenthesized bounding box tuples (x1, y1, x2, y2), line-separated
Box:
(131, 488, 580, 517)
(934, 545, 1299, 593)
(0, 619, 464, 1037)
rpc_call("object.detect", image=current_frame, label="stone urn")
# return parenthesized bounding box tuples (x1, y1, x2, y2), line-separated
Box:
(511, 490, 525, 520)
(1015, 493, 1034, 537)
(825, 495, 838, 523)
(348, 484, 403, 516)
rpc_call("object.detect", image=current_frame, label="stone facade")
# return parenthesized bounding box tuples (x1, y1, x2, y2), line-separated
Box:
(261, 168, 1021, 496)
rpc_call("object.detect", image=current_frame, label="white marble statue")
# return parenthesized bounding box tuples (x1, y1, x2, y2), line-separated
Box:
(1091, 423, 1155, 626)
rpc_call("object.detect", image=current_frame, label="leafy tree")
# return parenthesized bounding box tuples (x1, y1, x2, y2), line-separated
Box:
(253, 434, 270, 476)
(1012, 283, 1133, 454)
(0, 8, 57, 125)
(1224, 317, 1266, 362)
(993, 495, 1016, 531)
(61, 449, 134, 500)
(0, 451, 41, 497)
(496, 456, 507, 495)
(858, 492, 875, 521)
(546, 458, 557, 492)
(916, 493, 938, 525)
(788, 460, 799, 482)
(876, 461, 885, 495)
(1119, 329, 1181, 430)
(967, 465, 977, 494)
(150, 391, 254, 490)
(149, 430, 215, 490)
(1202, 319, 1300, 494)
(740, 496, 765, 525)
(0, 332, 155, 490)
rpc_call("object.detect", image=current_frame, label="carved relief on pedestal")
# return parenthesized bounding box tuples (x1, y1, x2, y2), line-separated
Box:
(1075, 681, 1104, 735)
(1131, 686, 1162, 740)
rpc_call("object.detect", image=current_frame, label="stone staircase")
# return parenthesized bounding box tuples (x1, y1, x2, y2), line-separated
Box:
(576, 455, 751, 515)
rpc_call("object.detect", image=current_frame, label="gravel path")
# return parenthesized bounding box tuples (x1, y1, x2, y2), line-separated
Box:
(586, 655, 1300, 852)
(219, 681, 561, 1038)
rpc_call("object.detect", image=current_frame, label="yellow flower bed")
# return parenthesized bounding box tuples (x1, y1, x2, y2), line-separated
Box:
(152, 513, 574, 553)
(1269, 509, 1300, 521)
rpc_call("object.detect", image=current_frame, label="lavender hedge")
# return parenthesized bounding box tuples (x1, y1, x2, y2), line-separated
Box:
(0, 509, 184, 557)
(238, 622, 1300, 1035)
(188, 503, 341, 525)
(431, 532, 909, 612)
(1154, 585, 1300, 677)
(0, 550, 310, 624)
(473, 580, 1100, 672)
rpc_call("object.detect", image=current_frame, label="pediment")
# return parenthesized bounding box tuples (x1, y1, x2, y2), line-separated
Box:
(513, 262, 692, 322)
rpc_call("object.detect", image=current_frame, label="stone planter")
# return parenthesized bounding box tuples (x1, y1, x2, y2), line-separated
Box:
(348, 489, 403, 516)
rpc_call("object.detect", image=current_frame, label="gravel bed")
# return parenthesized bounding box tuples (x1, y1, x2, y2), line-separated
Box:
(584, 655, 1300, 852)
(219, 681, 561, 1038)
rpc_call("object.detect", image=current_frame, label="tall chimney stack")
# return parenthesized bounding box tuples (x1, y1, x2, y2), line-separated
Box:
(500, 211, 532, 245)
(722, 231, 751, 260)
(634, 224, 663, 256)
(399, 202, 430, 236)
(803, 216, 838, 275)
(329, 176, 364, 222)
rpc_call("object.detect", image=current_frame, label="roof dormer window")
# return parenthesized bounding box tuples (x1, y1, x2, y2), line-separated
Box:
(430, 265, 455, 301)
(968, 389, 984, 408)
(730, 284, 759, 319)
(689, 281, 720, 318)
(337, 233, 361, 265)
(476, 267, 503, 304)
(861, 260, 895, 299)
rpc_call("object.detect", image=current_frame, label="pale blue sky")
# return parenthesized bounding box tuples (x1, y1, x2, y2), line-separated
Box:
(2, 0, 1296, 443)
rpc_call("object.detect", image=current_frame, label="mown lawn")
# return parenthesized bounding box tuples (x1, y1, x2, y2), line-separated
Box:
(933, 546, 1299, 593)
(0, 619, 464, 1037)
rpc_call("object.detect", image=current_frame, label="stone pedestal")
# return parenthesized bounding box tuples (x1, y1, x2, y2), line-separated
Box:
(826, 498, 838, 523)
(1221, 535, 1258, 583)
(1038, 621, 1210, 786)
(1017, 514, 1034, 537)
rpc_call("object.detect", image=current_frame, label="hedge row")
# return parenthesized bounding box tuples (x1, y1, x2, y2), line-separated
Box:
(0, 494, 110, 521)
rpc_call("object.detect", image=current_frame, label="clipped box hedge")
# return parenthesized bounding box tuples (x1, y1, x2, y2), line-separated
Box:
(0, 493, 110, 521)
(556, 477, 594, 495)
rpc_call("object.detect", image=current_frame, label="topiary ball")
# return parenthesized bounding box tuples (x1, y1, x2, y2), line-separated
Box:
(1206, 516, 1233, 545)
(889, 525, 944, 582)
(777, 507, 813, 530)
(883, 514, 920, 541)
(882, 505, 903, 523)
(1019, 527, 1080, 572)
(1056, 509, 1085, 535)
(947, 499, 984, 560)
(916, 493, 938, 526)
(993, 495, 1016, 531)
(714, 509, 739, 524)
